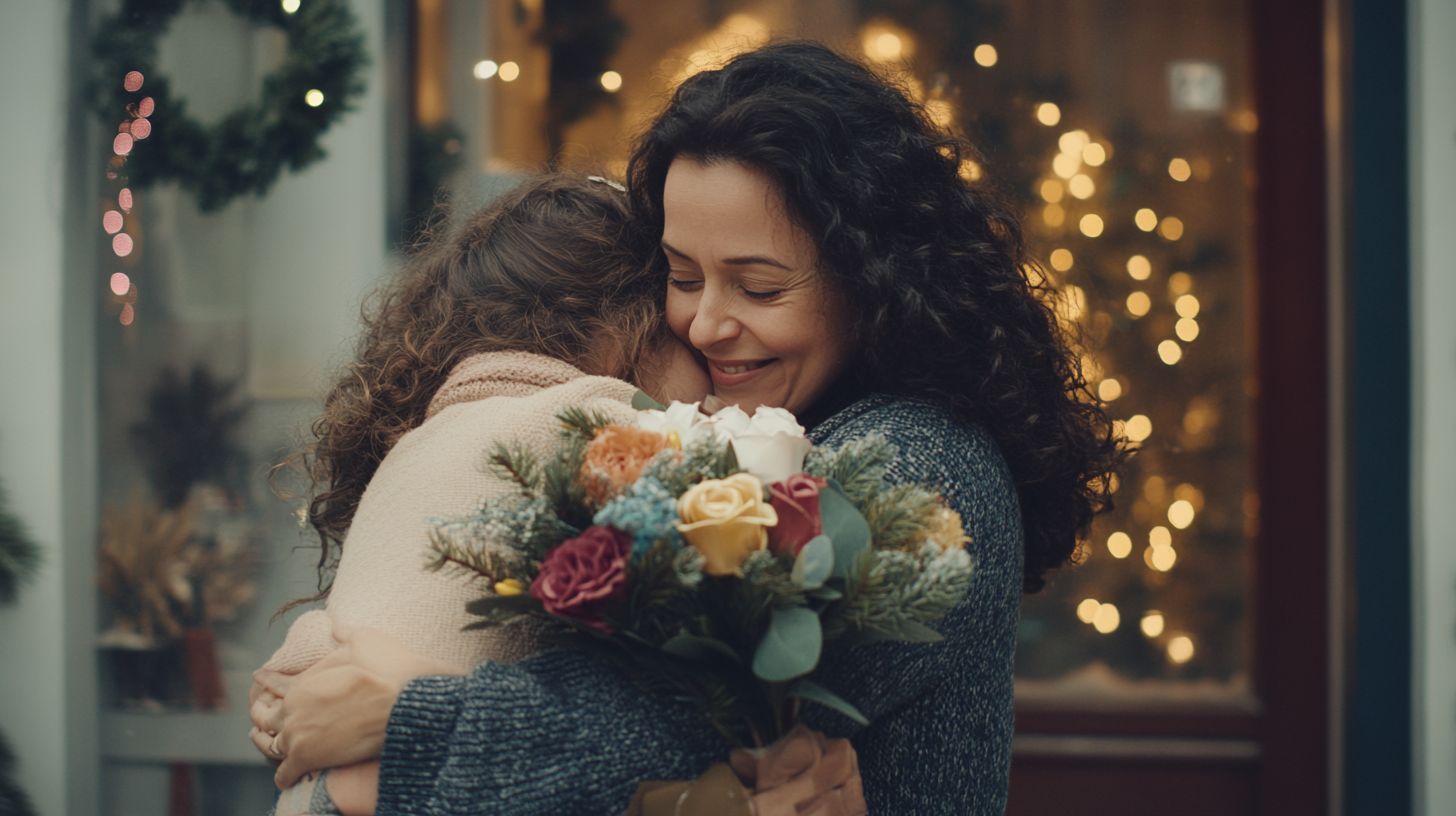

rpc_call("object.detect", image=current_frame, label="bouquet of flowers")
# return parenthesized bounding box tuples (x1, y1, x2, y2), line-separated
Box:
(428, 399, 974, 748)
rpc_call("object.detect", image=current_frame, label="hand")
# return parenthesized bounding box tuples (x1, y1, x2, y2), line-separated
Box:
(249, 621, 466, 788)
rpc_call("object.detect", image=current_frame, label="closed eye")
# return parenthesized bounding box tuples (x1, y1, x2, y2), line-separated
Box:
(668, 277, 702, 291)
(742, 287, 783, 300)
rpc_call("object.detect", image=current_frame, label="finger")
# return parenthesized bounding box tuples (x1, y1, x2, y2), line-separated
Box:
(249, 726, 277, 759)
(250, 692, 282, 732)
(254, 668, 296, 698)
(275, 755, 306, 790)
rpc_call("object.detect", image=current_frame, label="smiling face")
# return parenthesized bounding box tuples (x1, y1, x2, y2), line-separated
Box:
(662, 158, 853, 416)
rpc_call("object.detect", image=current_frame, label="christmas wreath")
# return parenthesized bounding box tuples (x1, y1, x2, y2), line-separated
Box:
(91, 0, 369, 212)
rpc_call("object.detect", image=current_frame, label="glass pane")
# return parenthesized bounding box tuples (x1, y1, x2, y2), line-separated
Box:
(420, 0, 1254, 702)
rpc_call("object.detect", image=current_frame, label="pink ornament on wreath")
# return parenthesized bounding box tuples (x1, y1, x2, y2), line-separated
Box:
(529, 526, 631, 633)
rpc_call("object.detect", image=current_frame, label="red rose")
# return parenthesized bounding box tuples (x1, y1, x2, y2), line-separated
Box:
(766, 474, 828, 556)
(530, 526, 632, 632)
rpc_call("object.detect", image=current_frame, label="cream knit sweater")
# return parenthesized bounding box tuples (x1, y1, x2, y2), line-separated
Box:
(261, 351, 639, 676)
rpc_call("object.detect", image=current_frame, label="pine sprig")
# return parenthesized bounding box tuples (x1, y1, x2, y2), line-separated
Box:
(0, 480, 41, 607)
(804, 433, 897, 504)
(485, 442, 542, 496)
(425, 528, 532, 585)
(861, 483, 944, 552)
(556, 406, 617, 442)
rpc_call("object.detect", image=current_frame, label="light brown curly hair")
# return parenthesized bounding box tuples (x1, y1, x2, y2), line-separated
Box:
(283, 173, 662, 607)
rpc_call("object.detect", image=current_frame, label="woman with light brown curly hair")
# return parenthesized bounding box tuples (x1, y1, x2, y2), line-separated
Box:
(248, 172, 709, 815)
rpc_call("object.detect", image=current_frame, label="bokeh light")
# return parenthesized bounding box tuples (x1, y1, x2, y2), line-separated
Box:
(499, 62, 521, 82)
(1079, 214, 1104, 237)
(119, 188, 133, 210)
(1127, 255, 1151, 280)
(1107, 531, 1132, 558)
(1158, 339, 1183, 364)
(1097, 378, 1123, 402)
(1134, 208, 1158, 231)
(1175, 293, 1201, 318)
(1050, 248, 1073, 271)
(110, 272, 130, 296)
(130, 118, 151, 140)
(1068, 174, 1095, 199)
(1169, 272, 1194, 296)
(103, 211, 123, 234)
(1168, 636, 1195, 663)
(1176, 318, 1200, 341)
(1040, 179, 1064, 203)
(473, 60, 499, 79)
(120, 304, 135, 325)
(1168, 499, 1196, 529)
(1141, 612, 1165, 637)
(1082, 142, 1107, 166)
(1093, 603, 1121, 633)
(1125, 414, 1152, 442)
(112, 233, 133, 257)
(974, 44, 998, 67)
(1052, 153, 1080, 179)
(282, 0, 301, 12)
(113, 133, 133, 155)
(1036, 102, 1061, 126)
(138, 97, 155, 117)
(123, 71, 144, 92)
(600, 71, 623, 92)
(1159, 216, 1185, 240)
(1126, 291, 1151, 317)
(305, 89, 325, 107)
(1077, 598, 1101, 623)
(1059, 130, 1090, 154)
(1043, 204, 1065, 227)
(1169, 158, 1192, 181)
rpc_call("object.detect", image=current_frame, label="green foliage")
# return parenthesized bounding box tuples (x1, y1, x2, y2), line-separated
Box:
(0, 728, 36, 816)
(803, 433, 897, 504)
(0, 479, 41, 607)
(129, 366, 247, 508)
(91, 0, 369, 212)
(819, 483, 872, 578)
(752, 606, 822, 682)
(485, 442, 542, 496)
(860, 483, 945, 552)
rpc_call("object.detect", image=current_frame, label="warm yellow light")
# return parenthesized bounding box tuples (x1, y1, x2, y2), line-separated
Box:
(1169, 499, 1196, 529)
(1192, 157, 1212, 180)
(1059, 130, 1090, 155)
(1160, 216, 1185, 240)
(498, 61, 521, 82)
(281, 0, 301, 12)
(1052, 153, 1080, 179)
(1143, 475, 1167, 503)
(1168, 158, 1192, 181)
(1176, 317, 1200, 341)
(1174, 483, 1205, 511)
(1149, 525, 1172, 547)
(1126, 255, 1151, 280)
(1093, 603, 1121, 633)
(1107, 531, 1133, 558)
(1036, 102, 1062, 126)
(1126, 291, 1151, 317)
(1082, 143, 1107, 166)
(1125, 414, 1152, 442)
(926, 99, 954, 129)
(1135, 208, 1158, 231)
(1168, 636, 1195, 663)
(1080, 214, 1104, 237)
(1077, 598, 1102, 623)
(1148, 544, 1177, 572)
(474, 60, 499, 79)
(1062, 285, 1085, 322)
(1158, 339, 1183, 364)
(1068, 174, 1095, 200)
(1043, 204, 1066, 227)
(1169, 272, 1193, 295)
(304, 89, 325, 107)
(974, 44, 998, 67)
(1141, 612, 1165, 638)
(1098, 378, 1122, 402)
(1175, 293, 1200, 318)
(866, 31, 905, 61)
(959, 160, 982, 182)
(1050, 248, 1074, 271)
(1040, 179, 1065, 203)
(600, 71, 623, 92)
(1231, 110, 1259, 132)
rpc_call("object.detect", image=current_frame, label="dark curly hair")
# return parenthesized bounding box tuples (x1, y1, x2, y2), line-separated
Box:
(282, 173, 663, 607)
(627, 41, 1127, 593)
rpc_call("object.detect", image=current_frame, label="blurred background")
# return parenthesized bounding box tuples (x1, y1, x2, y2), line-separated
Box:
(0, 1, 1451, 815)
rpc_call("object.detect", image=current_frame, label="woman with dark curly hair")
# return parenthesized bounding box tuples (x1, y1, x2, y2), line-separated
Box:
(254, 41, 1123, 816)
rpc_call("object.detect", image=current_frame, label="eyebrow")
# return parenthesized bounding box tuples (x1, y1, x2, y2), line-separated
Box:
(661, 241, 792, 271)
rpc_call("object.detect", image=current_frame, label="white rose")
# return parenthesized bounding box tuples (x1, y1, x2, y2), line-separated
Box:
(636, 401, 719, 447)
(705, 404, 811, 484)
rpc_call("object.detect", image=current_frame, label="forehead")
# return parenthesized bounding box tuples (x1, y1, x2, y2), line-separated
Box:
(662, 159, 811, 261)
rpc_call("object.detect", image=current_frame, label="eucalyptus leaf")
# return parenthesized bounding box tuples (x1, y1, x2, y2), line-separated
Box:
(661, 635, 743, 664)
(819, 483, 871, 578)
(788, 678, 869, 725)
(631, 390, 667, 411)
(752, 606, 823, 681)
(844, 619, 945, 646)
(791, 535, 835, 588)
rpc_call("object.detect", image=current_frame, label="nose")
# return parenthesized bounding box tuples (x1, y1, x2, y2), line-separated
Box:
(688, 283, 740, 350)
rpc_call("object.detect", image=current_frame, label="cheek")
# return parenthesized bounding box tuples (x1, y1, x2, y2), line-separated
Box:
(665, 289, 695, 346)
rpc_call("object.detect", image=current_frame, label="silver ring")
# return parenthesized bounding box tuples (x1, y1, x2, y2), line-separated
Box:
(269, 733, 285, 757)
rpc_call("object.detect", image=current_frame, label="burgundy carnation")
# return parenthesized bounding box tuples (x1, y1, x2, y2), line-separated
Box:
(766, 474, 828, 556)
(529, 525, 632, 632)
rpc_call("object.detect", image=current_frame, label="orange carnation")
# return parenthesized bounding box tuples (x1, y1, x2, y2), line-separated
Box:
(582, 425, 671, 505)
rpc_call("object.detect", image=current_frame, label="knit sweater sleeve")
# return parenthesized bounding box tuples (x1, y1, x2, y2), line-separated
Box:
(376, 649, 729, 816)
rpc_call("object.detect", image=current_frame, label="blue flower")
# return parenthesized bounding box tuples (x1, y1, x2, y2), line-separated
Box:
(593, 476, 682, 557)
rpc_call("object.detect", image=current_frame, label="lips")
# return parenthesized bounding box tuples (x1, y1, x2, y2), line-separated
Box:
(707, 357, 776, 386)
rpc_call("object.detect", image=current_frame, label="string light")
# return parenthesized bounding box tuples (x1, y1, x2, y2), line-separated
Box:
(1159, 216, 1185, 240)
(498, 62, 520, 82)
(304, 89, 325, 107)
(974, 44, 998, 67)
(1077, 598, 1101, 623)
(1141, 612, 1165, 637)
(1169, 272, 1193, 295)
(1158, 339, 1183, 364)
(1052, 153, 1080, 179)
(112, 233, 134, 257)
(1125, 415, 1152, 442)
(600, 71, 623, 92)
(1040, 179, 1064, 203)
(1079, 214, 1104, 237)
(1036, 102, 1061, 126)
(1134, 208, 1158, 231)
(1082, 142, 1107, 166)
(1175, 293, 1201, 317)
(1092, 603, 1120, 633)
(1127, 255, 1151, 280)
(1050, 248, 1074, 271)
(1126, 291, 1151, 317)
(1097, 378, 1123, 402)
(1168, 636, 1195, 663)
(1068, 174, 1095, 199)
(1043, 204, 1065, 227)
(474, 60, 499, 79)
(1059, 130, 1090, 154)
(1107, 532, 1132, 558)
(1168, 500, 1196, 529)
(1168, 158, 1192, 181)
(110, 273, 131, 296)
(282, 0, 301, 12)
(1176, 318, 1200, 341)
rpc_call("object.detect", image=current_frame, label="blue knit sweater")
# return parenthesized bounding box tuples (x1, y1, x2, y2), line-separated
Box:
(375, 395, 1023, 815)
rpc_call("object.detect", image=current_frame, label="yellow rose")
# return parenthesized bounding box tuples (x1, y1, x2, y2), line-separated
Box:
(677, 474, 779, 576)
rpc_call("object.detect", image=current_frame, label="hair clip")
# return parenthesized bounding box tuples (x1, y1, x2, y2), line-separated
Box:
(587, 175, 627, 192)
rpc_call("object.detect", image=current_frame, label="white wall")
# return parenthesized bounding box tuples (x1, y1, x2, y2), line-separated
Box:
(0, 3, 100, 816)
(1411, 1, 1456, 814)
